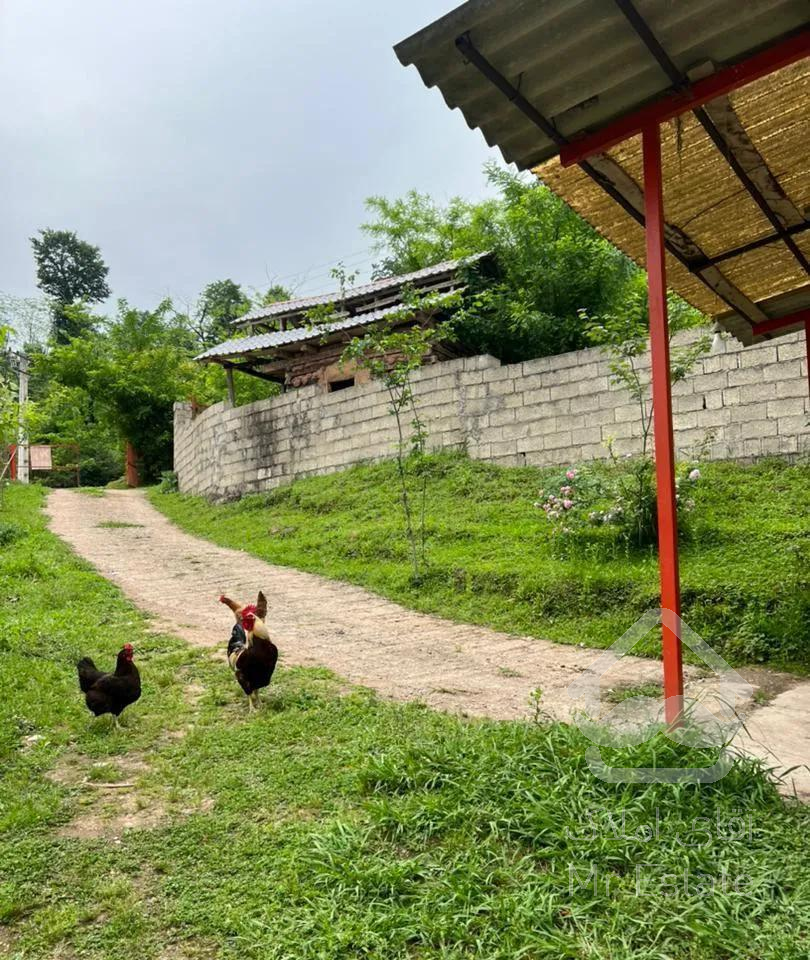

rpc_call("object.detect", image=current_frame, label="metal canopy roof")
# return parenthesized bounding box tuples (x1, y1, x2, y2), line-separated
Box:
(236, 253, 488, 328)
(396, 1, 810, 343)
(196, 302, 437, 362)
(395, 0, 808, 170)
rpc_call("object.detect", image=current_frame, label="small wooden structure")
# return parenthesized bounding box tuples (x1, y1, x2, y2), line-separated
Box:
(195, 254, 489, 396)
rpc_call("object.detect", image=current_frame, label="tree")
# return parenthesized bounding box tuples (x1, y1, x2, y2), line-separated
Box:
(189, 279, 251, 349)
(363, 162, 638, 363)
(30, 229, 111, 343)
(259, 283, 293, 306)
(39, 300, 200, 482)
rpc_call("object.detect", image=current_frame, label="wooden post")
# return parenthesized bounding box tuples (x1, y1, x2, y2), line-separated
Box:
(642, 123, 684, 725)
(225, 366, 236, 406)
(16, 354, 29, 484)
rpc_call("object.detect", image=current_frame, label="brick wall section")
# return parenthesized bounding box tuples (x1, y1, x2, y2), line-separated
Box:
(174, 329, 808, 500)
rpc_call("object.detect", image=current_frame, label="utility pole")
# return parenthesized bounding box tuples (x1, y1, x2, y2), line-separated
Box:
(15, 353, 29, 484)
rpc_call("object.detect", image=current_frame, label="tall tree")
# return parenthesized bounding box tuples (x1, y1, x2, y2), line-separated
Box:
(30, 229, 111, 343)
(190, 279, 251, 349)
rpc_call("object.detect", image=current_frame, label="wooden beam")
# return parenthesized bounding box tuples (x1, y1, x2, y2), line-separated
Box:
(225, 366, 235, 406)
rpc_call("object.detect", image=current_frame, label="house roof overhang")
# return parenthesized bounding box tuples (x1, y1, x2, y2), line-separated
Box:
(395, 1, 810, 343)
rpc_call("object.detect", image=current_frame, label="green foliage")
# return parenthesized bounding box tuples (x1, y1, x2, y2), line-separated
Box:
(187, 278, 251, 349)
(152, 454, 810, 670)
(158, 470, 178, 493)
(39, 301, 200, 482)
(364, 163, 640, 362)
(2, 484, 809, 959)
(258, 282, 294, 306)
(30, 229, 111, 343)
(0, 325, 18, 458)
(535, 455, 703, 551)
(0, 521, 22, 546)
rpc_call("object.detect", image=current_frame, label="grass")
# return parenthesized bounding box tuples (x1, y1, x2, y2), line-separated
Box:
(149, 453, 810, 672)
(2, 483, 810, 958)
(604, 681, 663, 703)
(96, 521, 145, 529)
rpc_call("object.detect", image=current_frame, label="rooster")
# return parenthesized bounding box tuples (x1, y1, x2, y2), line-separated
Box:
(219, 591, 278, 710)
(77, 644, 141, 727)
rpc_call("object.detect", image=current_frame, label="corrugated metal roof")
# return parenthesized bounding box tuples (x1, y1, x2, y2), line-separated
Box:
(395, 0, 808, 170)
(239, 252, 488, 325)
(396, 1, 810, 343)
(196, 298, 454, 362)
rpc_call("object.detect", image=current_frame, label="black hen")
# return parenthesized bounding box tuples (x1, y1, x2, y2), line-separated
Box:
(77, 643, 141, 726)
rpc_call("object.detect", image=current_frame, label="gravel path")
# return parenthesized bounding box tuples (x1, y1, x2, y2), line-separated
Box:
(46, 488, 810, 796)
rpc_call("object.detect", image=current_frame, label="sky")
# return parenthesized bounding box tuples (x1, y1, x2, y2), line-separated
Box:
(0, 0, 501, 313)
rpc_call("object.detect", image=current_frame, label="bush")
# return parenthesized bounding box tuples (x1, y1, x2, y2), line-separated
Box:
(158, 470, 179, 494)
(535, 455, 702, 550)
(0, 522, 23, 547)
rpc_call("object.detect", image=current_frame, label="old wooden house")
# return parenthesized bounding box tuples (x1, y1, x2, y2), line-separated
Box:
(195, 254, 490, 396)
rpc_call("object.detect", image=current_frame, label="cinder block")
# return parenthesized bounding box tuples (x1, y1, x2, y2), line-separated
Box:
(777, 414, 810, 436)
(727, 365, 770, 387)
(690, 371, 728, 393)
(740, 345, 778, 368)
(738, 382, 777, 403)
(777, 338, 806, 362)
(762, 435, 799, 455)
(488, 408, 517, 427)
(767, 396, 806, 419)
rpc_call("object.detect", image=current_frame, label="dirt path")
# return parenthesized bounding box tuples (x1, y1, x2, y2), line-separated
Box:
(46, 489, 810, 797)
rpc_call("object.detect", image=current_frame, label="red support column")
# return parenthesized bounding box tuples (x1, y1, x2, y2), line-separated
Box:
(642, 123, 683, 725)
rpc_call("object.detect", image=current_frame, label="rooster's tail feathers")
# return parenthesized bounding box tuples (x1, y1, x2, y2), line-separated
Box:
(77, 657, 103, 692)
(256, 590, 267, 620)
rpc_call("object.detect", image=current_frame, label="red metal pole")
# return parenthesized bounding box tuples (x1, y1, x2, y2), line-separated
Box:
(642, 123, 683, 724)
(751, 308, 810, 337)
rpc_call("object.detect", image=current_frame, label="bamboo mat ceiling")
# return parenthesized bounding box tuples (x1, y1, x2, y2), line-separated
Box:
(535, 59, 810, 343)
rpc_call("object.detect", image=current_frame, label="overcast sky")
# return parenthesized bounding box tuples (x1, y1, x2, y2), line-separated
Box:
(1, 0, 501, 312)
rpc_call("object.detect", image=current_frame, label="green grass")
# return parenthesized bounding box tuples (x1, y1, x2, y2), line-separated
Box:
(604, 681, 663, 703)
(150, 453, 810, 671)
(2, 483, 810, 959)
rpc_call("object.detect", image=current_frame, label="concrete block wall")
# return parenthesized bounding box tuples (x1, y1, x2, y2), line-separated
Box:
(174, 329, 808, 500)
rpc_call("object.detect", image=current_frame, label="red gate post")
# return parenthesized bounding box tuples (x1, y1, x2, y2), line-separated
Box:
(125, 442, 141, 488)
(642, 122, 684, 724)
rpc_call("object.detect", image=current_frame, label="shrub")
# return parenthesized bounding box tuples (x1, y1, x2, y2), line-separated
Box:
(535, 455, 702, 550)
(158, 470, 179, 493)
(0, 522, 23, 547)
